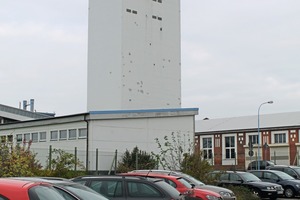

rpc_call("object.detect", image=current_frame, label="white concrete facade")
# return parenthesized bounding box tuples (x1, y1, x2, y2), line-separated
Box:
(0, 108, 198, 171)
(87, 0, 181, 111)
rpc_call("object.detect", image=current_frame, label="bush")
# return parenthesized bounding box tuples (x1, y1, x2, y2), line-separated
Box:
(225, 185, 260, 200)
(117, 146, 157, 173)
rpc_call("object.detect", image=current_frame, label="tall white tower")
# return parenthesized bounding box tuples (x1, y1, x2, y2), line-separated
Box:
(87, 0, 181, 111)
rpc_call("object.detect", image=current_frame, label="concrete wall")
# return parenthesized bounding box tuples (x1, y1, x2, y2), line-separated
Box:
(87, 111, 196, 171)
(87, 0, 181, 111)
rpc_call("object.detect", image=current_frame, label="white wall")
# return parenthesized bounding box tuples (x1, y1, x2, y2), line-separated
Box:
(87, 0, 181, 111)
(88, 114, 195, 171)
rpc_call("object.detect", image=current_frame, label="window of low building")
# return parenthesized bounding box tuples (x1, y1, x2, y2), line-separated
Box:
(78, 128, 87, 139)
(24, 133, 30, 142)
(68, 129, 77, 140)
(50, 130, 58, 141)
(59, 130, 67, 140)
(39, 132, 46, 142)
(31, 132, 38, 143)
(16, 134, 22, 143)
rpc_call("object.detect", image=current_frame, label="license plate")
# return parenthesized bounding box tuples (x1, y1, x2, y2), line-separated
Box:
(277, 191, 283, 194)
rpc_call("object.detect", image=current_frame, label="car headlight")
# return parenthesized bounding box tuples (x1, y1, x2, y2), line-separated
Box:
(266, 186, 275, 190)
(295, 184, 300, 188)
(206, 195, 220, 200)
(219, 191, 232, 197)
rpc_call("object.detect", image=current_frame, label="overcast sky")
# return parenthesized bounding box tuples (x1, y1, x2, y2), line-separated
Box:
(1, 1, 300, 120)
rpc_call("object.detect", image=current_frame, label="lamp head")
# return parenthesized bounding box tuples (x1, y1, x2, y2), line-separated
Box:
(267, 101, 273, 104)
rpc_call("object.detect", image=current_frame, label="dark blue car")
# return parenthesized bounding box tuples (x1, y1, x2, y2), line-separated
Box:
(249, 170, 300, 198)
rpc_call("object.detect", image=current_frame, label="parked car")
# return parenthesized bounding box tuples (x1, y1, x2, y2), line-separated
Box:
(0, 178, 66, 200)
(121, 172, 223, 200)
(249, 170, 300, 198)
(247, 160, 275, 170)
(10, 177, 108, 200)
(130, 170, 236, 200)
(210, 171, 283, 200)
(71, 175, 186, 200)
(268, 165, 300, 179)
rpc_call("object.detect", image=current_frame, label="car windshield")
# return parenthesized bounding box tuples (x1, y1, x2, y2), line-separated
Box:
(177, 177, 194, 188)
(59, 184, 109, 200)
(183, 174, 205, 186)
(241, 173, 261, 182)
(29, 185, 66, 200)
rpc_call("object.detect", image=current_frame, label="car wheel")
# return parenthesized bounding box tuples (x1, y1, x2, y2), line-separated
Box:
(284, 187, 295, 198)
(252, 188, 261, 198)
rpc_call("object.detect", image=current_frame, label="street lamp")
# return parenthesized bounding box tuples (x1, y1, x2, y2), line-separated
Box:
(257, 101, 273, 170)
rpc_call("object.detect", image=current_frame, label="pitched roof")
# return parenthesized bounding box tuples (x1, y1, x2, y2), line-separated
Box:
(0, 103, 54, 121)
(195, 111, 300, 134)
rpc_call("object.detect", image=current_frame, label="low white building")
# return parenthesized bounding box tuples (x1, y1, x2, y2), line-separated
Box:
(0, 107, 198, 172)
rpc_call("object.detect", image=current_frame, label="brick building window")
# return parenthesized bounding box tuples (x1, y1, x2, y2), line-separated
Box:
(249, 135, 258, 145)
(225, 136, 235, 159)
(202, 137, 212, 159)
(274, 133, 286, 143)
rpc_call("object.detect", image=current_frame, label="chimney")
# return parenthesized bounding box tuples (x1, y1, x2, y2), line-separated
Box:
(23, 100, 28, 110)
(30, 99, 35, 112)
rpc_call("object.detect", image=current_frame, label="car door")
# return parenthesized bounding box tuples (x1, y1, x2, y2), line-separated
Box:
(229, 173, 243, 186)
(262, 172, 281, 184)
(89, 179, 125, 200)
(125, 180, 168, 200)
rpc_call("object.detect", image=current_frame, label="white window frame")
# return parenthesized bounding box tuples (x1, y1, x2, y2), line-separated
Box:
(31, 132, 38, 143)
(24, 133, 30, 142)
(271, 130, 288, 144)
(50, 130, 58, 141)
(78, 128, 87, 139)
(246, 132, 259, 146)
(222, 134, 237, 160)
(59, 130, 67, 140)
(39, 132, 46, 142)
(16, 134, 23, 143)
(68, 129, 77, 140)
(200, 136, 214, 160)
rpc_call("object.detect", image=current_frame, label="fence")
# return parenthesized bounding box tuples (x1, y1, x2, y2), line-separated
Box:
(33, 146, 159, 174)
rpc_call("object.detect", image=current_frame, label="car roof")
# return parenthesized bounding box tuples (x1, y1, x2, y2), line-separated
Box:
(72, 175, 161, 181)
(0, 178, 48, 189)
(270, 165, 300, 168)
(122, 172, 183, 180)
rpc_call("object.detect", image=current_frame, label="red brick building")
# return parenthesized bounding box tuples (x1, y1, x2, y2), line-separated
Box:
(195, 112, 300, 170)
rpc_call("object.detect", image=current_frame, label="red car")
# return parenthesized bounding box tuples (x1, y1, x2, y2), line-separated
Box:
(0, 178, 66, 200)
(121, 172, 223, 200)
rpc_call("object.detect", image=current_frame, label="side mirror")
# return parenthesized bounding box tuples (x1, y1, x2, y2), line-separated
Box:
(191, 183, 195, 188)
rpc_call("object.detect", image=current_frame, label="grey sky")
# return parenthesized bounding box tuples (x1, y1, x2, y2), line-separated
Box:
(1, 1, 300, 120)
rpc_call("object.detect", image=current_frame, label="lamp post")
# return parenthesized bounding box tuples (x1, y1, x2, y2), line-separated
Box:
(257, 101, 273, 170)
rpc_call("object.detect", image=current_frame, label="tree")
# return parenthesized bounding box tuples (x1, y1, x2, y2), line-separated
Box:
(154, 132, 213, 183)
(181, 151, 213, 183)
(117, 146, 157, 173)
(154, 131, 193, 170)
(0, 141, 42, 177)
